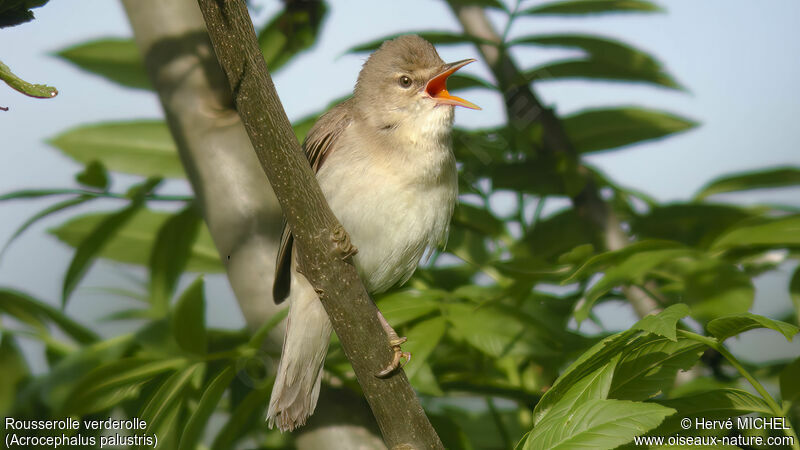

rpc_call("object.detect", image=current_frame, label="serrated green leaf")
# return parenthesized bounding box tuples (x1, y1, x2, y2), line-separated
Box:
(533, 329, 640, 424)
(55, 38, 150, 90)
(179, 366, 235, 450)
(61, 178, 161, 306)
(652, 389, 772, 436)
(0, 289, 98, 343)
(49, 120, 183, 178)
(632, 304, 690, 341)
(522, 0, 662, 16)
(695, 167, 800, 200)
(171, 277, 207, 355)
(49, 208, 222, 273)
(780, 358, 800, 403)
(259, 2, 327, 72)
(1, 195, 94, 258)
(563, 107, 696, 154)
(711, 215, 800, 250)
(149, 204, 202, 312)
(0, 59, 57, 98)
(609, 336, 704, 401)
(706, 313, 799, 342)
(575, 247, 693, 322)
(525, 399, 674, 449)
(537, 355, 619, 425)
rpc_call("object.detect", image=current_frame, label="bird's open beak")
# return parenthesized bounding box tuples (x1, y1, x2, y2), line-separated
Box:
(425, 59, 481, 110)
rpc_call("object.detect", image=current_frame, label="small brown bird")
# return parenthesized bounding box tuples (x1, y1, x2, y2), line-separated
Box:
(267, 34, 480, 431)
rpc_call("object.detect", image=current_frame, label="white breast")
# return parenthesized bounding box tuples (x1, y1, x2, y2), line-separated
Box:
(316, 108, 457, 294)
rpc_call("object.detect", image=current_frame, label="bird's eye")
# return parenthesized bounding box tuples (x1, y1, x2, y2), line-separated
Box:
(398, 75, 413, 88)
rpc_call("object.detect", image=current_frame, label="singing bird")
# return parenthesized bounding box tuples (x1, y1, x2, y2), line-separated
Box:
(267, 35, 480, 431)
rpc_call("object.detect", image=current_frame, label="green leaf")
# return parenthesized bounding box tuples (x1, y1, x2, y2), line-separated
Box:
(211, 384, 272, 450)
(0, 336, 28, 415)
(61, 178, 161, 306)
(631, 203, 754, 248)
(346, 31, 489, 54)
(632, 304, 690, 342)
(49, 120, 183, 178)
(452, 203, 505, 237)
(711, 214, 800, 250)
(695, 167, 800, 200)
(404, 317, 446, 380)
(171, 277, 207, 355)
(791, 266, 800, 325)
(0, 288, 98, 343)
(512, 34, 680, 91)
(522, 0, 662, 16)
(0, 0, 50, 28)
(563, 107, 696, 154)
(526, 59, 681, 89)
(55, 38, 150, 90)
(1, 195, 94, 258)
(259, 2, 327, 72)
(65, 357, 187, 415)
(533, 329, 640, 424)
(377, 289, 443, 327)
(149, 204, 202, 312)
(567, 240, 683, 282)
(179, 366, 235, 450)
(49, 208, 222, 273)
(537, 355, 619, 425)
(653, 389, 772, 435)
(139, 363, 203, 450)
(524, 399, 674, 450)
(780, 357, 800, 403)
(706, 313, 799, 342)
(609, 336, 704, 401)
(575, 247, 693, 322)
(76, 161, 109, 189)
(447, 303, 563, 359)
(0, 59, 57, 98)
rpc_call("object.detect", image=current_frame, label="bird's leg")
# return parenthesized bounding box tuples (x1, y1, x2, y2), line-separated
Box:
(375, 309, 411, 378)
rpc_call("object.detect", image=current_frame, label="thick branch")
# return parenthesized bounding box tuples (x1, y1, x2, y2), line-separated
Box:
(448, 4, 657, 316)
(122, 1, 386, 447)
(195, 0, 442, 448)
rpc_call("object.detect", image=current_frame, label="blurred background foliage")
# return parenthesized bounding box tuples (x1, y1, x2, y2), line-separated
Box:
(1, 0, 799, 449)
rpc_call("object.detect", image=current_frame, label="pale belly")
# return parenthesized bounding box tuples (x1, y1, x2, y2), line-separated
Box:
(316, 145, 457, 294)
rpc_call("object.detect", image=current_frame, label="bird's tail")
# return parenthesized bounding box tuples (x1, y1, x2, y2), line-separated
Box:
(267, 273, 332, 432)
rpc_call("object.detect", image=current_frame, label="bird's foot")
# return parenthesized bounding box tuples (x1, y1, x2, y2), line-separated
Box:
(375, 309, 411, 377)
(376, 336, 411, 378)
(331, 225, 358, 260)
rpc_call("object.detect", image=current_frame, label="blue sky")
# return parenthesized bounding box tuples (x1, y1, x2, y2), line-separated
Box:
(1, 1, 799, 365)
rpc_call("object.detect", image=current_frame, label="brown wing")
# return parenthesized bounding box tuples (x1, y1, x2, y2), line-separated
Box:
(273, 99, 353, 304)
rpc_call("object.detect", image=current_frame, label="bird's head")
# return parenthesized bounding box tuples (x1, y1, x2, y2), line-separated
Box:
(353, 35, 480, 132)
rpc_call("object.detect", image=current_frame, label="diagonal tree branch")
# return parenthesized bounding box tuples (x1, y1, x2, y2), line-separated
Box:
(195, 0, 443, 447)
(122, 0, 386, 447)
(447, 3, 657, 317)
